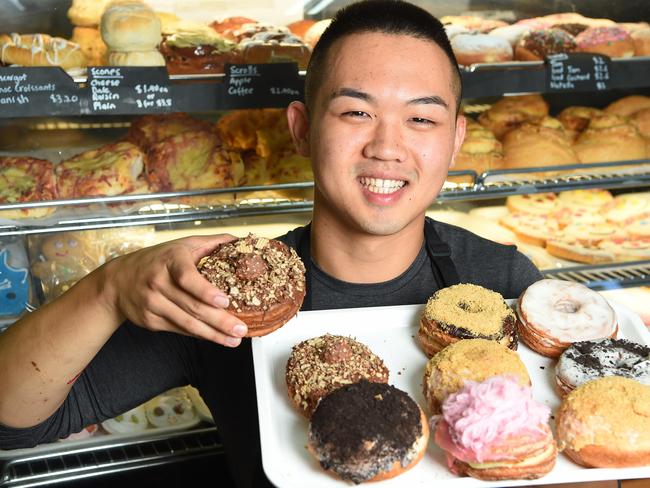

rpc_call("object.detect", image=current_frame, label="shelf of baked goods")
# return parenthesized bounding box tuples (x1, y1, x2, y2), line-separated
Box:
(3, 6, 650, 116)
(0, 383, 221, 487)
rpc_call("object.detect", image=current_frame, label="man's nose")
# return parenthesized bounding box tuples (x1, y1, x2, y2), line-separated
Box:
(362, 118, 407, 162)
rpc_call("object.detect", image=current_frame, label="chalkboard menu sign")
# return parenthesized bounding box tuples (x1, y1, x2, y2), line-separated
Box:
(221, 63, 303, 109)
(86, 66, 173, 114)
(545, 53, 612, 92)
(0, 67, 83, 116)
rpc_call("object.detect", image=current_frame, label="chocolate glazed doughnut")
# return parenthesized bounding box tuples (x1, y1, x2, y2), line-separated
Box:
(198, 234, 306, 336)
(308, 380, 429, 484)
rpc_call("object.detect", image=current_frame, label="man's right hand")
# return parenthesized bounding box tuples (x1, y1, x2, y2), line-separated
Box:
(101, 234, 248, 347)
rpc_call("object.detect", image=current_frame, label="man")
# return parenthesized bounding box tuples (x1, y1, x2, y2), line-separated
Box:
(0, 1, 540, 487)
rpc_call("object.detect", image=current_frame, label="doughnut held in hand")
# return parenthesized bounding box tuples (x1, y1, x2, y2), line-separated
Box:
(197, 234, 306, 337)
(285, 334, 389, 418)
(308, 380, 429, 484)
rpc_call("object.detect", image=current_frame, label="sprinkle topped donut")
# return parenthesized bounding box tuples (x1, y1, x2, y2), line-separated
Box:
(198, 234, 305, 336)
(419, 283, 517, 356)
(285, 334, 389, 418)
(516, 279, 617, 358)
(556, 338, 650, 396)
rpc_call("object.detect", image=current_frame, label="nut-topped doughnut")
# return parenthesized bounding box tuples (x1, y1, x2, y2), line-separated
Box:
(516, 279, 617, 358)
(285, 334, 389, 418)
(556, 338, 650, 397)
(308, 380, 429, 483)
(197, 234, 305, 336)
(514, 28, 577, 61)
(418, 283, 517, 357)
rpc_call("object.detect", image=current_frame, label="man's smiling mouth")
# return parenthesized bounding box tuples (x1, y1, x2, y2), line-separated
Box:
(358, 177, 407, 194)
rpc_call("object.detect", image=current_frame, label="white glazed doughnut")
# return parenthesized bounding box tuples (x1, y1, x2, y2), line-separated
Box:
(144, 387, 196, 428)
(450, 33, 513, 65)
(556, 338, 650, 396)
(516, 279, 617, 358)
(101, 404, 148, 434)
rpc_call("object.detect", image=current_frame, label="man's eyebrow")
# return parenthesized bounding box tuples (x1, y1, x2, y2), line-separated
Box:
(329, 88, 374, 103)
(408, 95, 449, 110)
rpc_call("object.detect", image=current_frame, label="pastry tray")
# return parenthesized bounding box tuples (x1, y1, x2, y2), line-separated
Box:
(252, 302, 650, 487)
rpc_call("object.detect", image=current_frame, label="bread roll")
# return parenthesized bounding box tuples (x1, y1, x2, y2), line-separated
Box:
(557, 106, 604, 141)
(604, 95, 650, 117)
(101, 0, 162, 52)
(631, 108, 650, 138)
(502, 118, 578, 172)
(68, 0, 111, 27)
(453, 121, 504, 175)
(107, 50, 165, 66)
(573, 114, 647, 166)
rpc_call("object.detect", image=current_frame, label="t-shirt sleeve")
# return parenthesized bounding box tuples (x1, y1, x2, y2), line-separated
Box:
(0, 321, 198, 449)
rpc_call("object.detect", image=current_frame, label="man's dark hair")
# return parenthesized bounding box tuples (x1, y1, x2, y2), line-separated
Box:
(304, 0, 462, 115)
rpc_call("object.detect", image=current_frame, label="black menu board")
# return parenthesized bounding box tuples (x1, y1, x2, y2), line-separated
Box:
(545, 53, 612, 92)
(221, 63, 303, 109)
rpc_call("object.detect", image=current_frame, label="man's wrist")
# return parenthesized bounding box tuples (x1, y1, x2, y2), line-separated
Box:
(89, 258, 126, 326)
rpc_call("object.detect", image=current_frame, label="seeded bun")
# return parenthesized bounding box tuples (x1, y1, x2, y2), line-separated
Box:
(197, 234, 306, 336)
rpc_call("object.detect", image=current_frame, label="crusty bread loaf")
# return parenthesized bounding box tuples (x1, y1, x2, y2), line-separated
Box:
(605, 95, 650, 117)
(107, 50, 165, 66)
(573, 114, 647, 165)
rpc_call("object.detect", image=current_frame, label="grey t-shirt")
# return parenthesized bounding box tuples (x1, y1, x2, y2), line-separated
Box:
(0, 218, 541, 488)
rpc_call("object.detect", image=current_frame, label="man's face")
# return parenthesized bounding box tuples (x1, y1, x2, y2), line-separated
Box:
(303, 32, 465, 236)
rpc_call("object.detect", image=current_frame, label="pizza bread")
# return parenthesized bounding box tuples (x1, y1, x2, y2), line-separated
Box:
(0, 157, 58, 220)
(56, 142, 145, 198)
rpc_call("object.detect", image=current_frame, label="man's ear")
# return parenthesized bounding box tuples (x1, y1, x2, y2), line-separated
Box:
(286, 101, 311, 157)
(449, 114, 467, 169)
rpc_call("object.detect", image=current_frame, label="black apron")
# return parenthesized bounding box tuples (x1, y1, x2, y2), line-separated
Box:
(296, 218, 460, 310)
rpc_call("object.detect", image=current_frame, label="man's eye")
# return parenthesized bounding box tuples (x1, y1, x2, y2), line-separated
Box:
(410, 117, 435, 125)
(343, 111, 370, 118)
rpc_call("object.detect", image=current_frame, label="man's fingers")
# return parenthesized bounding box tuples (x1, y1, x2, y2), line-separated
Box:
(150, 299, 245, 347)
(186, 234, 237, 262)
(167, 256, 230, 308)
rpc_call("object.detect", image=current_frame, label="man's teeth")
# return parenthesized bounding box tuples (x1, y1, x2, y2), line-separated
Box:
(359, 177, 406, 194)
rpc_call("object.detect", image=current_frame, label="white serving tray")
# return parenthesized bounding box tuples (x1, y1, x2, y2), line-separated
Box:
(252, 301, 650, 487)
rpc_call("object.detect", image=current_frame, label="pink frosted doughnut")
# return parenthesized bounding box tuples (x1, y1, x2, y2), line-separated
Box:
(516, 279, 617, 358)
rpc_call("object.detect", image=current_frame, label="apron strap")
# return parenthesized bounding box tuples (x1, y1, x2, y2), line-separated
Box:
(296, 218, 461, 311)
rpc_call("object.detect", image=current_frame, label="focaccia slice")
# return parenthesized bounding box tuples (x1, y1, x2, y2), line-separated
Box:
(146, 130, 244, 194)
(127, 112, 215, 151)
(56, 142, 145, 198)
(0, 157, 57, 219)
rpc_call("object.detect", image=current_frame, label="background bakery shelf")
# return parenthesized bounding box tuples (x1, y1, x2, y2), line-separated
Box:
(0, 426, 222, 488)
(2, 161, 649, 237)
(543, 260, 650, 290)
(2, 56, 650, 118)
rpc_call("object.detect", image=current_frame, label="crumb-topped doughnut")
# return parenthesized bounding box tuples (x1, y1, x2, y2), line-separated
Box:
(418, 283, 517, 357)
(285, 334, 389, 418)
(516, 279, 617, 358)
(556, 376, 650, 468)
(423, 338, 530, 414)
(556, 338, 650, 397)
(308, 380, 429, 484)
(197, 234, 306, 336)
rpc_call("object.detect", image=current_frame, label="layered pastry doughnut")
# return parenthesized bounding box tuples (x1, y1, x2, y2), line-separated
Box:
(285, 334, 389, 418)
(418, 284, 517, 357)
(197, 234, 306, 336)
(423, 338, 530, 414)
(556, 338, 650, 397)
(516, 279, 618, 358)
(308, 380, 429, 484)
(434, 375, 557, 481)
(556, 376, 650, 468)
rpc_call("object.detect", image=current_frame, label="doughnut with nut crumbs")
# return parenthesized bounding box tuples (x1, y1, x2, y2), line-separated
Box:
(418, 283, 517, 357)
(556, 376, 650, 468)
(555, 338, 650, 397)
(423, 338, 530, 414)
(308, 380, 428, 484)
(197, 234, 305, 336)
(285, 334, 389, 418)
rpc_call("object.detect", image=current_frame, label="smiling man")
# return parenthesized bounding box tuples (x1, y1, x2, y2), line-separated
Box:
(0, 1, 541, 488)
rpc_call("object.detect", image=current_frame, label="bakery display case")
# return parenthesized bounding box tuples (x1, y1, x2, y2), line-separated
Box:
(1, 0, 650, 487)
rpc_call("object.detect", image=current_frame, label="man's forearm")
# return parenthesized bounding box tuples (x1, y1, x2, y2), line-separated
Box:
(0, 264, 123, 428)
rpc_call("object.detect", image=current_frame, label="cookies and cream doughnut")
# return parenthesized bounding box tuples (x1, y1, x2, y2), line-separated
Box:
(514, 29, 577, 61)
(285, 334, 389, 418)
(556, 376, 650, 468)
(556, 338, 650, 397)
(423, 338, 530, 414)
(418, 283, 517, 357)
(516, 279, 618, 358)
(434, 375, 557, 481)
(308, 380, 429, 484)
(197, 234, 306, 336)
